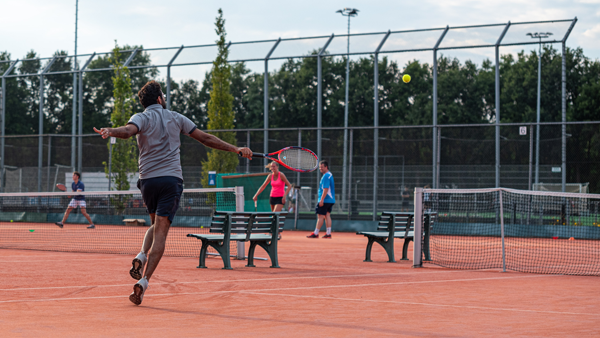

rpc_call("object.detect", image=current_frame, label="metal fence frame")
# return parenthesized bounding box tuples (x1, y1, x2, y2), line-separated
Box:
(0, 17, 578, 220)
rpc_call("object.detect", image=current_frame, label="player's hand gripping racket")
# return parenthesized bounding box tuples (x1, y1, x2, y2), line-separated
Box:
(240, 146, 319, 173)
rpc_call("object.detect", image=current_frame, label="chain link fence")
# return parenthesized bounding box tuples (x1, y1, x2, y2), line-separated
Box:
(2, 122, 597, 220)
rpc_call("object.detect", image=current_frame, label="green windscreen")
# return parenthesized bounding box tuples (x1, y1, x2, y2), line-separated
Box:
(217, 173, 271, 212)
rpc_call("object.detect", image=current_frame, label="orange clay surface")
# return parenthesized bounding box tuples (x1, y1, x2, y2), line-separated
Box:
(1, 231, 599, 337)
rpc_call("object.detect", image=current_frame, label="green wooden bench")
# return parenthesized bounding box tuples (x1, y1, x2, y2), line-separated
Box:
(187, 211, 286, 270)
(356, 211, 437, 263)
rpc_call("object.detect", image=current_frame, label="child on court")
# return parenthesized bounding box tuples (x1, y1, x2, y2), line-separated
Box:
(55, 172, 95, 229)
(307, 160, 335, 239)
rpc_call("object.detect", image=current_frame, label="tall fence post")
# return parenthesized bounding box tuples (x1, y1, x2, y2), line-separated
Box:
(38, 57, 57, 192)
(38, 75, 44, 192)
(1, 60, 18, 192)
(77, 53, 95, 173)
(246, 131, 251, 173)
(166, 45, 184, 110)
(235, 186, 245, 259)
(529, 125, 533, 190)
(436, 128, 441, 189)
(71, 65, 77, 172)
(562, 18, 577, 192)
(296, 129, 301, 186)
(495, 22, 510, 189)
(47, 135, 51, 191)
(317, 35, 334, 184)
(348, 128, 353, 219)
(371, 31, 390, 221)
(432, 27, 448, 189)
(413, 187, 424, 268)
(264, 39, 281, 169)
(499, 189, 506, 272)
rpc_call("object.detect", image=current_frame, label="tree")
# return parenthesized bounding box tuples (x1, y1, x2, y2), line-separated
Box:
(200, 9, 238, 188)
(104, 42, 138, 192)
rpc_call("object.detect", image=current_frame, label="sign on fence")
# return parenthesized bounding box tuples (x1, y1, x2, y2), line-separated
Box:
(519, 126, 527, 135)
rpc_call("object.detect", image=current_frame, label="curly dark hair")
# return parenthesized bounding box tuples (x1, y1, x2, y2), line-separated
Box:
(138, 80, 162, 108)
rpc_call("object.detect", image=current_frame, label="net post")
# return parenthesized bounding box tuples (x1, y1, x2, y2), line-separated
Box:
(235, 186, 245, 260)
(499, 189, 506, 272)
(413, 187, 424, 268)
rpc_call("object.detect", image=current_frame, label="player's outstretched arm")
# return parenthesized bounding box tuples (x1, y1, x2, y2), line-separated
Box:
(93, 125, 138, 139)
(190, 129, 252, 159)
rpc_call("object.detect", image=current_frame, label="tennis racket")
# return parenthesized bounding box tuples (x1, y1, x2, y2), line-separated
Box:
(56, 183, 67, 192)
(240, 146, 319, 173)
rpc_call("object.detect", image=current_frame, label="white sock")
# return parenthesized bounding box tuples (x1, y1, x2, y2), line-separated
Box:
(314, 228, 320, 235)
(326, 228, 331, 235)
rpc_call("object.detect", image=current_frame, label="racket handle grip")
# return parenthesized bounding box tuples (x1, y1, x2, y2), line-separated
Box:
(238, 152, 265, 158)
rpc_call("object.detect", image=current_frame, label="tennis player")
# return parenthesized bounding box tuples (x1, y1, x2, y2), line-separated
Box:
(55, 172, 95, 229)
(307, 160, 335, 239)
(253, 162, 293, 212)
(94, 80, 252, 305)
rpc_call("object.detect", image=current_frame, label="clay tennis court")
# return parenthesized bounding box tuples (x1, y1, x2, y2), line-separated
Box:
(1, 230, 599, 337)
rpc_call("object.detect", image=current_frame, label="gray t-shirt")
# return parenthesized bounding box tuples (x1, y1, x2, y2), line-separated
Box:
(127, 104, 197, 180)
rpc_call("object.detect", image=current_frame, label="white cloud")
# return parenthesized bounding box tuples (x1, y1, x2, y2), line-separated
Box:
(583, 24, 600, 38)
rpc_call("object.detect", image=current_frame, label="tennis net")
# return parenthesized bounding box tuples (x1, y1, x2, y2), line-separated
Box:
(414, 188, 600, 276)
(0, 188, 242, 257)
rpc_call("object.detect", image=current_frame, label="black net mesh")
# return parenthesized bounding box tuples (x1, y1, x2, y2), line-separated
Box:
(0, 189, 238, 257)
(423, 188, 600, 276)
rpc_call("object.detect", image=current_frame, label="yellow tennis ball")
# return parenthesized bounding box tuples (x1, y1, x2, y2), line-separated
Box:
(402, 74, 411, 83)
(10, 220, 13, 222)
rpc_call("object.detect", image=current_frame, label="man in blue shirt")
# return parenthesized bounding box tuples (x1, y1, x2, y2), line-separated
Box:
(55, 172, 95, 229)
(307, 160, 335, 239)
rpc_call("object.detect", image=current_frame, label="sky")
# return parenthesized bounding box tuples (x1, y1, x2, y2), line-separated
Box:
(1, 0, 599, 82)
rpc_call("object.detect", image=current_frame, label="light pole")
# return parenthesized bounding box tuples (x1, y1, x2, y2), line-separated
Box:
(526, 31, 552, 187)
(336, 7, 358, 212)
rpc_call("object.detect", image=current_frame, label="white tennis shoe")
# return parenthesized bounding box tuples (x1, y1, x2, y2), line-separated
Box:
(130, 252, 147, 280)
(129, 277, 148, 305)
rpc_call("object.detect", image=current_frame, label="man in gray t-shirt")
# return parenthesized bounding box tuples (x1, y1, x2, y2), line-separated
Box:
(94, 80, 252, 305)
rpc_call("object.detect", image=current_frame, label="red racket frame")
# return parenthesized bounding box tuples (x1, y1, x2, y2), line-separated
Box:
(242, 146, 319, 173)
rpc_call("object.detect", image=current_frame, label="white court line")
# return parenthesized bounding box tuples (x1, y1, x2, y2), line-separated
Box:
(0, 257, 126, 263)
(0, 274, 555, 304)
(0, 270, 465, 292)
(241, 291, 599, 317)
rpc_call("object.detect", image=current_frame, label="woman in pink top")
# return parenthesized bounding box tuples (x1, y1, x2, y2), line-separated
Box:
(253, 162, 293, 211)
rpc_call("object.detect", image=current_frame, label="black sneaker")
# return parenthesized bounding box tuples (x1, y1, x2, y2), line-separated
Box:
(323, 234, 332, 239)
(306, 233, 319, 238)
(55, 222, 63, 228)
(87, 224, 95, 229)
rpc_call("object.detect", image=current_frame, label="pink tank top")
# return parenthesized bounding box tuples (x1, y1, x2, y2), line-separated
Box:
(270, 172, 285, 197)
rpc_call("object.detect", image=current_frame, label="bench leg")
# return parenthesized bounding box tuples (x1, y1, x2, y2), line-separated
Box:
(216, 241, 232, 270)
(381, 239, 396, 263)
(246, 241, 258, 267)
(197, 240, 210, 269)
(401, 238, 412, 260)
(200, 241, 232, 270)
(256, 241, 280, 268)
(364, 237, 375, 262)
(365, 237, 396, 263)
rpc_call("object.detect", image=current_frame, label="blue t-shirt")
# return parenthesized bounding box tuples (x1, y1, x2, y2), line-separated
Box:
(318, 172, 336, 204)
(72, 181, 85, 200)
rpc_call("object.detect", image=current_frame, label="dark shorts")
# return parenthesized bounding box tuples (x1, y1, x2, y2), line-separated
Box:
(137, 176, 183, 222)
(315, 203, 334, 215)
(270, 196, 283, 206)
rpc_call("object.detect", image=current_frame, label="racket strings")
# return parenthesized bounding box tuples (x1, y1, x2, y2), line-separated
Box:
(279, 148, 318, 171)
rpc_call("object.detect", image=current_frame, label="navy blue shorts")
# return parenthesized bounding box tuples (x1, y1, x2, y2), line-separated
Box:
(137, 176, 183, 222)
(270, 196, 283, 206)
(315, 203, 334, 215)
